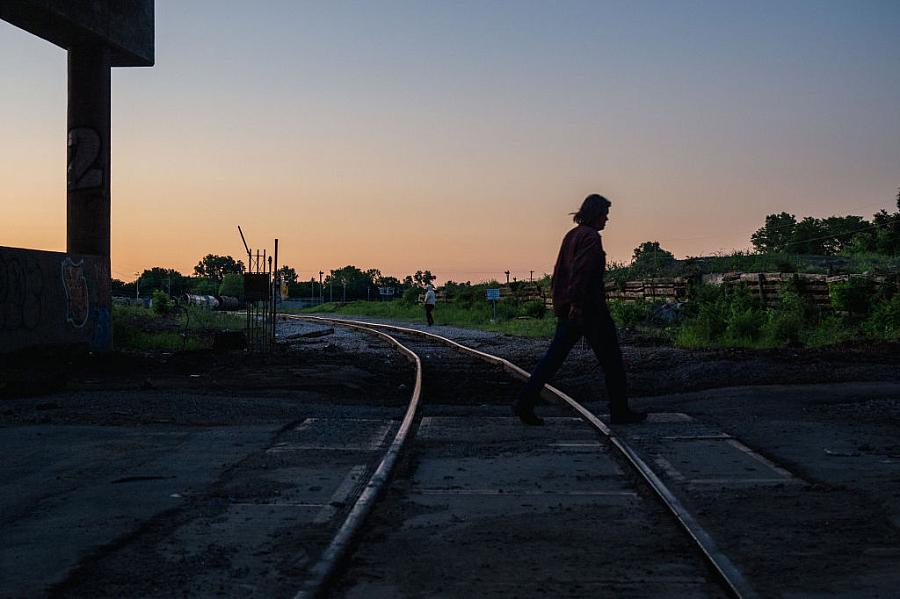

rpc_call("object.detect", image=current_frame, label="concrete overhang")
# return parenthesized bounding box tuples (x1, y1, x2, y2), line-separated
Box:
(0, 0, 154, 67)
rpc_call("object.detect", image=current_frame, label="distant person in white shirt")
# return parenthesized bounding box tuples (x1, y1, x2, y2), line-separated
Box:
(424, 284, 436, 326)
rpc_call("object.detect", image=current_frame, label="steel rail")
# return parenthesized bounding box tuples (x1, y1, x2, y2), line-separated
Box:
(288, 314, 757, 599)
(292, 321, 423, 599)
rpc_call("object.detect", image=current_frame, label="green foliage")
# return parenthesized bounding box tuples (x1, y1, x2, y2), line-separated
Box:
(188, 277, 218, 295)
(522, 300, 547, 320)
(751, 192, 900, 257)
(674, 284, 767, 347)
(219, 273, 244, 299)
(829, 278, 876, 316)
(609, 299, 654, 329)
(151, 289, 173, 316)
(293, 300, 555, 337)
(193, 254, 245, 282)
(277, 265, 298, 285)
(129, 267, 189, 297)
(751, 212, 797, 253)
(630, 241, 676, 277)
(802, 315, 858, 347)
(760, 282, 812, 346)
(864, 295, 900, 340)
(675, 286, 728, 347)
(401, 286, 420, 306)
(412, 270, 435, 287)
(325, 265, 384, 301)
(112, 303, 244, 352)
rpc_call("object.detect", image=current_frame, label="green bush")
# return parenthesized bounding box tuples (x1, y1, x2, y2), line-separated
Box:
(724, 307, 765, 346)
(151, 289, 172, 316)
(400, 286, 420, 306)
(609, 299, 653, 328)
(219, 273, 244, 299)
(803, 315, 858, 347)
(864, 295, 900, 340)
(829, 277, 875, 316)
(494, 300, 520, 321)
(761, 282, 812, 346)
(522, 300, 547, 319)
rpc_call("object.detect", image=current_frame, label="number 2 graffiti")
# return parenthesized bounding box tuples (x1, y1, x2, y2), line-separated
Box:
(67, 127, 103, 190)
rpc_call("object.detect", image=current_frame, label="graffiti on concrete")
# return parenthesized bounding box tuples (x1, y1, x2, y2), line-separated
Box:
(61, 257, 89, 328)
(0, 254, 44, 331)
(67, 127, 103, 190)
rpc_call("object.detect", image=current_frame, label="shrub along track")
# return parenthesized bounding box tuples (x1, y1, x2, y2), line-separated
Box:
(290, 315, 752, 598)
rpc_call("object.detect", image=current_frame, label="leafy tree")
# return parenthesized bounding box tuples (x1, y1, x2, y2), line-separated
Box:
(188, 277, 218, 295)
(219, 273, 244, 299)
(787, 217, 828, 254)
(873, 209, 900, 256)
(277, 265, 298, 285)
(325, 265, 380, 301)
(138, 267, 188, 296)
(819, 215, 869, 255)
(193, 254, 245, 282)
(151, 289, 173, 315)
(631, 242, 675, 276)
(751, 212, 797, 253)
(412, 270, 435, 287)
(111, 278, 129, 296)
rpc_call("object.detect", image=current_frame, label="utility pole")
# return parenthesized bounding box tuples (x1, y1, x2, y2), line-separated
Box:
(504, 270, 510, 284)
(330, 279, 333, 303)
(319, 271, 324, 304)
(134, 272, 140, 300)
(530, 270, 534, 282)
(342, 280, 346, 302)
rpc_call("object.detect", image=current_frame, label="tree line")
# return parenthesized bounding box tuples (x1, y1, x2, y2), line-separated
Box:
(116, 189, 898, 299)
(112, 253, 440, 302)
(749, 189, 900, 255)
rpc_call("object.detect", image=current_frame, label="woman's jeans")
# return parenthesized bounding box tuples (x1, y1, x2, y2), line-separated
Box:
(514, 308, 628, 411)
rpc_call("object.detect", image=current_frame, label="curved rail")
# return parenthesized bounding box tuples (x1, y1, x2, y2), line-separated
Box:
(288, 314, 757, 599)
(293, 321, 423, 599)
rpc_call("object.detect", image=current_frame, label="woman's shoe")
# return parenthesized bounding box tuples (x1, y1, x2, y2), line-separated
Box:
(512, 403, 544, 426)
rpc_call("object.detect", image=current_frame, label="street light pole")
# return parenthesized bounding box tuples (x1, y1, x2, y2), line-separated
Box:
(319, 271, 324, 305)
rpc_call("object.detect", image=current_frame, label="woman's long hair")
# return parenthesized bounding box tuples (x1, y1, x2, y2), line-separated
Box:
(572, 194, 611, 225)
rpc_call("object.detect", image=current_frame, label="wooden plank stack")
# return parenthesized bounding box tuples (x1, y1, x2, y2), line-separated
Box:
(604, 277, 689, 302)
(720, 272, 897, 307)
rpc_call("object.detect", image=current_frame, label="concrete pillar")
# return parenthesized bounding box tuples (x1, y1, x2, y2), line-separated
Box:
(67, 45, 111, 258)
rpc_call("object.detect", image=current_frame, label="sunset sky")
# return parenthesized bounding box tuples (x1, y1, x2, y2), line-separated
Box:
(2, 1, 899, 284)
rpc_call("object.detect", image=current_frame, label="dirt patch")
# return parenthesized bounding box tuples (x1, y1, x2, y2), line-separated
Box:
(0, 331, 414, 427)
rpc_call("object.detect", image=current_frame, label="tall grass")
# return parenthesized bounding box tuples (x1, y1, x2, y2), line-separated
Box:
(292, 300, 556, 337)
(112, 304, 244, 351)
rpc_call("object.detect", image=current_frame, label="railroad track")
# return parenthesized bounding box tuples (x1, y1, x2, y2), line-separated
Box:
(287, 315, 757, 599)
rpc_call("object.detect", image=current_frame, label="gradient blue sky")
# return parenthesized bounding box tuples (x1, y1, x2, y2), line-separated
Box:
(2, 1, 899, 283)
